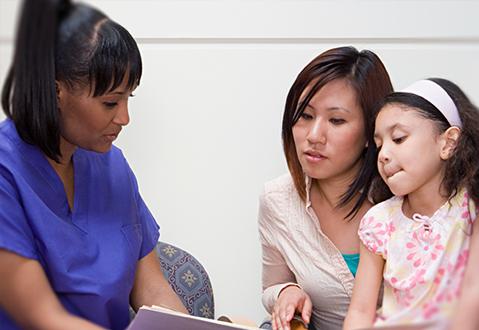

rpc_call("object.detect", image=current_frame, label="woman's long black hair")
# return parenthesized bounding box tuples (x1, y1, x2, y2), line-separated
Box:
(2, 0, 142, 162)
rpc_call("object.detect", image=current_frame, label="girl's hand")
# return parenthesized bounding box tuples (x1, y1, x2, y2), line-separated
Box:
(271, 285, 312, 330)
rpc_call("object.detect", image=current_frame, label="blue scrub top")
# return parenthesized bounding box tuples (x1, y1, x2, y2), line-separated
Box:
(0, 119, 160, 330)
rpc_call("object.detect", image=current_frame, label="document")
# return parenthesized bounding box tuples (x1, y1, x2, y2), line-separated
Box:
(127, 305, 261, 330)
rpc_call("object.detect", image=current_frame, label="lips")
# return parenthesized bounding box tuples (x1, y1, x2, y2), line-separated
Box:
(304, 150, 327, 162)
(383, 167, 401, 178)
(104, 131, 120, 142)
(305, 149, 325, 157)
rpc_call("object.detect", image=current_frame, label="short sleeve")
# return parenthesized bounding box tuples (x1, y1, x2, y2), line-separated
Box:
(0, 167, 39, 260)
(124, 159, 160, 260)
(461, 190, 478, 235)
(467, 194, 478, 223)
(136, 192, 160, 259)
(358, 202, 394, 258)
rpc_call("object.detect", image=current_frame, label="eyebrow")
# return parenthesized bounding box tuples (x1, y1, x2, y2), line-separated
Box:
(306, 104, 351, 113)
(103, 90, 134, 98)
(374, 123, 408, 138)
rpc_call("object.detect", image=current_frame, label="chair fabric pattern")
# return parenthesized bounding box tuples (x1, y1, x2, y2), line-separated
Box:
(156, 241, 215, 319)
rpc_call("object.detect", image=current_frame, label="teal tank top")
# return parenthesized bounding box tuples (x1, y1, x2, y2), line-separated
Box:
(342, 253, 360, 277)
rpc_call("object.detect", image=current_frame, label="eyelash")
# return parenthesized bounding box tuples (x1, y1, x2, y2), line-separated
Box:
(330, 118, 345, 125)
(299, 113, 346, 125)
(300, 113, 313, 120)
(393, 136, 406, 144)
(375, 136, 406, 151)
(103, 102, 118, 108)
(103, 94, 135, 109)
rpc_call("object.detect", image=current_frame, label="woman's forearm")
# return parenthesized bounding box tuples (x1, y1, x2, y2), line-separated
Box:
(39, 312, 106, 330)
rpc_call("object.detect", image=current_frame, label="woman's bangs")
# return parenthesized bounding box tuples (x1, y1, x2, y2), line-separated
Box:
(88, 21, 142, 96)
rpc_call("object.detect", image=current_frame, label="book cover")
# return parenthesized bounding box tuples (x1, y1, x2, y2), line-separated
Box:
(127, 306, 261, 330)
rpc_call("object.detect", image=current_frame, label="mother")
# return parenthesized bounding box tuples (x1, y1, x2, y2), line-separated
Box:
(258, 46, 393, 330)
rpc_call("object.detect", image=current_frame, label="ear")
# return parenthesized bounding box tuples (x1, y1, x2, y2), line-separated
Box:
(55, 81, 61, 100)
(55, 81, 66, 112)
(439, 126, 461, 160)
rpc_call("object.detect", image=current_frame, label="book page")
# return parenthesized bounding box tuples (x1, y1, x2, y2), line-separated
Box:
(127, 306, 261, 330)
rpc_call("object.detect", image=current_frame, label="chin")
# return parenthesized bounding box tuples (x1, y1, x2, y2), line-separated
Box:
(389, 187, 409, 197)
(304, 170, 332, 181)
(97, 145, 113, 153)
(85, 144, 113, 154)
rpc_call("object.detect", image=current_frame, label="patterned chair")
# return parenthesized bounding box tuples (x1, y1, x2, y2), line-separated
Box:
(156, 241, 215, 319)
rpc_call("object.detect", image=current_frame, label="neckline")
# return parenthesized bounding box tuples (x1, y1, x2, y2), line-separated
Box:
(397, 189, 465, 224)
(7, 120, 88, 231)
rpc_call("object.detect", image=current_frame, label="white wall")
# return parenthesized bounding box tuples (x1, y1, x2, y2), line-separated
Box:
(1, 0, 479, 324)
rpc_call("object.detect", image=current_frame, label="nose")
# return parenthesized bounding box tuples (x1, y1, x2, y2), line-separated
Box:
(113, 102, 130, 126)
(378, 145, 390, 164)
(307, 118, 326, 145)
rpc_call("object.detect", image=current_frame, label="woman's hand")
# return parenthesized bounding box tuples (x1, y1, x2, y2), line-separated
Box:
(271, 285, 312, 330)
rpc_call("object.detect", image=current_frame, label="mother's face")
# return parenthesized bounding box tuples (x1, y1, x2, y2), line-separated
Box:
(292, 78, 367, 183)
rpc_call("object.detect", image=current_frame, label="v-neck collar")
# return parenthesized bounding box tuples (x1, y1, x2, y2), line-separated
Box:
(7, 120, 89, 233)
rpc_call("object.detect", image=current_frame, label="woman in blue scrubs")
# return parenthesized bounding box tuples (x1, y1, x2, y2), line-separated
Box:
(0, 0, 187, 329)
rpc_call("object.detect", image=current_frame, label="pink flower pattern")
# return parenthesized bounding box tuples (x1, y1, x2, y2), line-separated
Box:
(359, 188, 476, 326)
(405, 231, 444, 268)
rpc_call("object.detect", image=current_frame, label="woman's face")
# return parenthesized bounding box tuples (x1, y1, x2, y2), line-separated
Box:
(57, 76, 135, 155)
(292, 78, 367, 183)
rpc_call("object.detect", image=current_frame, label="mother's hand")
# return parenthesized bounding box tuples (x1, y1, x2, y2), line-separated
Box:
(272, 285, 312, 330)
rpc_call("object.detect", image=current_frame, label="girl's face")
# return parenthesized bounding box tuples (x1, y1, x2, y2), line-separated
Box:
(292, 78, 367, 184)
(374, 104, 446, 197)
(57, 75, 135, 155)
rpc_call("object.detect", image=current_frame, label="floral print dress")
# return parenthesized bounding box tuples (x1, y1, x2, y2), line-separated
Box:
(358, 188, 476, 326)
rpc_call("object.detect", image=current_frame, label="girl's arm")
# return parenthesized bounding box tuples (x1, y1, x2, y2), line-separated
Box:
(0, 249, 105, 330)
(449, 217, 479, 330)
(343, 242, 385, 330)
(130, 249, 188, 313)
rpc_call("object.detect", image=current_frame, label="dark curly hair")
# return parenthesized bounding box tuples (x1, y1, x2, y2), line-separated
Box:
(370, 78, 479, 205)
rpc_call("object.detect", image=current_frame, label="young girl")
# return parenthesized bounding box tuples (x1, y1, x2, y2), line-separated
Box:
(343, 78, 479, 329)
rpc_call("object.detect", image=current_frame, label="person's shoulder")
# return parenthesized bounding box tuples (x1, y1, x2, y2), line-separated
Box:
(262, 173, 295, 197)
(259, 173, 296, 217)
(0, 119, 17, 151)
(0, 120, 23, 166)
(454, 187, 478, 223)
(366, 195, 402, 218)
(258, 173, 296, 231)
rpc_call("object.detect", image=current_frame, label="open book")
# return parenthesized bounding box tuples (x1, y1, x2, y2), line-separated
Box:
(127, 305, 261, 330)
(127, 305, 311, 330)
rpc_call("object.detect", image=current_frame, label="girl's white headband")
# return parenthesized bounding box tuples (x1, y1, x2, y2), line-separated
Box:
(401, 79, 462, 128)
